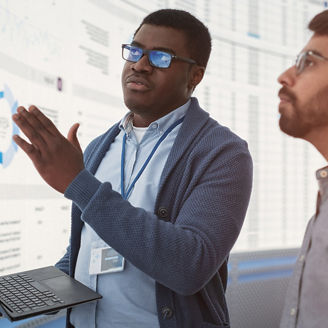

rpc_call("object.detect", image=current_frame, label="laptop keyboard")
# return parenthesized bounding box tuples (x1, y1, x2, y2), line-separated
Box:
(0, 273, 64, 314)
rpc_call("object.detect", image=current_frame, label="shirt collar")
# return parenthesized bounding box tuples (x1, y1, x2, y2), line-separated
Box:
(119, 99, 191, 135)
(316, 166, 328, 201)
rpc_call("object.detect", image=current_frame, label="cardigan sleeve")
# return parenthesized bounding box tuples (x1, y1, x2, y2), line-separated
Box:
(55, 244, 70, 275)
(63, 129, 252, 296)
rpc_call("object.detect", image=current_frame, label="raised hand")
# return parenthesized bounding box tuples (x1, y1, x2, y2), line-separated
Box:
(12, 105, 85, 193)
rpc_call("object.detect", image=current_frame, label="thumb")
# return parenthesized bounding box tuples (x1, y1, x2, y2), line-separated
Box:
(67, 123, 82, 152)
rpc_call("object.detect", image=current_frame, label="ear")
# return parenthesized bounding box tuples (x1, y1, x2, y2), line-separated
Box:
(188, 65, 205, 91)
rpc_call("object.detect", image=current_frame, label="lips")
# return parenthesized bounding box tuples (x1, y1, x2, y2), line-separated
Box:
(279, 95, 291, 103)
(125, 75, 151, 92)
(278, 88, 297, 113)
(278, 88, 296, 102)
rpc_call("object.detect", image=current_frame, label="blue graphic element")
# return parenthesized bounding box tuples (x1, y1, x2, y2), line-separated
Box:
(238, 256, 297, 270)
(325, 1, 328, 7)
(238, 269, 293, 283)
(0, 84, 19, 168)
(247, 32, 260, 39)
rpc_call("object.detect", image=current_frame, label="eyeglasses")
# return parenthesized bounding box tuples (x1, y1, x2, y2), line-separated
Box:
(121, 44, 197, 68)
(295, 50, 328, 75)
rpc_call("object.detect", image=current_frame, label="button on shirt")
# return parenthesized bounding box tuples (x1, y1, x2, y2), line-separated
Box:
(70, 100, 190, 328)
(280, 166, 328, 328)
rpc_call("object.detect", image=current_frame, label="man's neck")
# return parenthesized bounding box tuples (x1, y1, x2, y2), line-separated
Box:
(132, 114, 156, 128)
(132, 109, 176, 127)
(131, 98, 192, 127)
(304, 129, 328, 162)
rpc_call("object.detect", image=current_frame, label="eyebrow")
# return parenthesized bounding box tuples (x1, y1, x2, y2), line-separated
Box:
(131, 41, 176, 55)
(308, 49, 325, 57)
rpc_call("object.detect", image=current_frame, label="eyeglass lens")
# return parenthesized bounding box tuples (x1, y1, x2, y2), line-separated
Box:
(295, 52, 307, 75)
(123, 45, 172, 68)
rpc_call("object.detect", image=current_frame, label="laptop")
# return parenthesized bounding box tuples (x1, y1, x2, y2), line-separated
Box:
(0, 266, 102, 322)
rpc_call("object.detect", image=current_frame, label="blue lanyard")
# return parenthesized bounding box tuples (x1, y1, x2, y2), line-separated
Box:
(120, 116, 185, 200)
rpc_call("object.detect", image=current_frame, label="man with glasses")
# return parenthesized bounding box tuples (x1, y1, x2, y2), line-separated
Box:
(12, 9, 252, 328)
(279, 9, 328, 328)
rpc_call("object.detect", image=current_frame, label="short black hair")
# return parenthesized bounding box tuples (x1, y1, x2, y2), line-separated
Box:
(134, 9, 212, 68)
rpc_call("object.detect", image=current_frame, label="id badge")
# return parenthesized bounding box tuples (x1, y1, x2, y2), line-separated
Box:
(89, 246, 125, 275)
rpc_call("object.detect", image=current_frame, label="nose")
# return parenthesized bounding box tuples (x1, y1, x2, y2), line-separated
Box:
(131, 55, 153, 73)
(277, 66, 296, 86)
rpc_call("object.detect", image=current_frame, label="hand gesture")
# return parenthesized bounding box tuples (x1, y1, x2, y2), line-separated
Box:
(12, 105, 84, 193)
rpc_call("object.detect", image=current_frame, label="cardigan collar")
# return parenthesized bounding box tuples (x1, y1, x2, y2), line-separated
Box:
(84, 97, 209, 177)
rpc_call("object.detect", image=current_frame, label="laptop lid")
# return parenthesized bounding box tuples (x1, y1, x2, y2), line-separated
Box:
(0, 266, 102, 322)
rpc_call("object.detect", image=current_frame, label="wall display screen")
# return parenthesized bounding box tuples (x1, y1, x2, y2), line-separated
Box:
(0, 0, 327, 275)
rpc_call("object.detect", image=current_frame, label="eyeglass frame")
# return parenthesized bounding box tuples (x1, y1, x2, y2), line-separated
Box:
(295, 50, 328, 75)
(121, 43, 197, 69)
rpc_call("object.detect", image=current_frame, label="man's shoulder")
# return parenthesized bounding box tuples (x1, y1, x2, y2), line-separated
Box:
(187, 97, 247, 145)
(191, 114, 249, 155)
(194, 121, 251, 164)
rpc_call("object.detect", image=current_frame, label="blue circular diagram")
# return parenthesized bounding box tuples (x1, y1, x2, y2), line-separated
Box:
(0, 84, 19, 168)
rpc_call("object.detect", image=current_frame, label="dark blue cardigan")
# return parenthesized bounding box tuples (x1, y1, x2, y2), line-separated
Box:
(56, 98, 253, 328)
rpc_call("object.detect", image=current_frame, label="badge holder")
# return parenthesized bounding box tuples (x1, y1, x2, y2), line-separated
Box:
(89, 247, 125, 275)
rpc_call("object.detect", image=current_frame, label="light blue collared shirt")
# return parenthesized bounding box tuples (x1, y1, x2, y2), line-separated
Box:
(70, 100, 190, 328)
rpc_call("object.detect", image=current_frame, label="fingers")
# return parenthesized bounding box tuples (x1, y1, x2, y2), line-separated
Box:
(12, 134, 41, 161)
(15, 105, 58, 136)
(12, 106, 85, 193)
(27, 105, 60, 136)
(12, 107, 47, 150)
(13, 105, 64, 151)
(67, 123, 82, 152)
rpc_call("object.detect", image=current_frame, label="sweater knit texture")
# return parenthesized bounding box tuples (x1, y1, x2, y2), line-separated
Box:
(56, 97, 253, 328)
